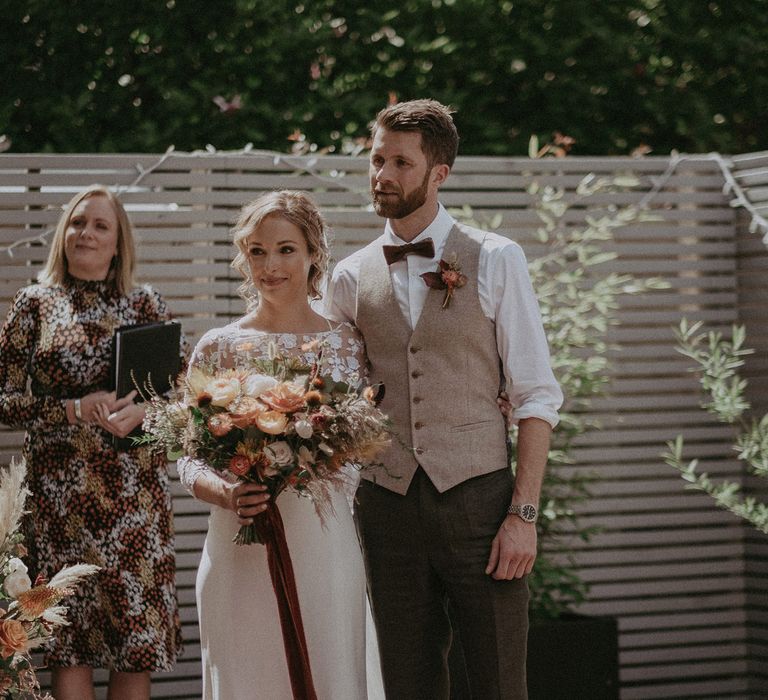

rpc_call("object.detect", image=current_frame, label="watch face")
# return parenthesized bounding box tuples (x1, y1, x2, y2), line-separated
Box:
(520, 504, 537, 522)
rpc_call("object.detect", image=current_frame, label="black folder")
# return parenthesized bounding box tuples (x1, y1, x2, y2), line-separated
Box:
(110, 321, 182, 449)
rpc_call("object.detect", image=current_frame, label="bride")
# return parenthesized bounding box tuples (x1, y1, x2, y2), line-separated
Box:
(178, 190, 384, 699)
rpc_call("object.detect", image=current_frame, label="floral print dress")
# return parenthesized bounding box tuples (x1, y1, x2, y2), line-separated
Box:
(0, 276, 182, 671)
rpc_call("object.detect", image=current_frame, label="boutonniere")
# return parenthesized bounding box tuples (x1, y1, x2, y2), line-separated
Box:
(420, 254, 468, 309)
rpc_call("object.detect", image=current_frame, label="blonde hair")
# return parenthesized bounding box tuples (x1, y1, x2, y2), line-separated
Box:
(231, 190, 330, 308)
(37, 185, 136, 295)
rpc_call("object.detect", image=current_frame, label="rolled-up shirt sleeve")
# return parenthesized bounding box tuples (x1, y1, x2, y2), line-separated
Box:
(482, 238, 563, 428)
(324, 253, 362, 325)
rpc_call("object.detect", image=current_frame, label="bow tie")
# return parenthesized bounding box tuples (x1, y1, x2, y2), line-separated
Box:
(382, 238, 435, 266)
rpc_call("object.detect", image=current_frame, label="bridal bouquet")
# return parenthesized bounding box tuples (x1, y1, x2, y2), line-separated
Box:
(0, 459, 99, 698)
(141, 340, 390, 544)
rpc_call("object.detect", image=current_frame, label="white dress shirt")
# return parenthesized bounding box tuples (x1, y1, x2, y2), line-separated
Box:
(325, 204, 563, 428)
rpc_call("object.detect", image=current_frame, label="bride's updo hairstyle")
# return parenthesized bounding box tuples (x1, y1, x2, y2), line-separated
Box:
(231, 190, 331, 307)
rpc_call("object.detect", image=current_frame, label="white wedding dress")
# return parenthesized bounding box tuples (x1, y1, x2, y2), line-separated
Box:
(178, 321, 384, 700)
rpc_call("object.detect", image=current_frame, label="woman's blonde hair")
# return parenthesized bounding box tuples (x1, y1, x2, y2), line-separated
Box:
(231, 190, 330, 308)
(37, 185, 136, 295)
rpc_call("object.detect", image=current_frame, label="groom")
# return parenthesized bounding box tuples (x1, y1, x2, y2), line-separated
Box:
(326, 99, 562, 699)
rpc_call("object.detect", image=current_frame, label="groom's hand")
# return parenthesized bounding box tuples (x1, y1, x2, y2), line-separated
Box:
(485, 515, 537, 580)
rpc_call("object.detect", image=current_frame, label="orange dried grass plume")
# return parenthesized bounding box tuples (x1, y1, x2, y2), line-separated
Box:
(16, 585, 67, 619)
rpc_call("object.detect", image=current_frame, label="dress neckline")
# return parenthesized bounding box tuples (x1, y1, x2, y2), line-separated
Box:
(63, 274, 117, 297)
(229, 319, 338, 336)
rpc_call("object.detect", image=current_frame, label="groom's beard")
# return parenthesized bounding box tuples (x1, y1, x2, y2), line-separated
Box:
(371, 170, 430, 220)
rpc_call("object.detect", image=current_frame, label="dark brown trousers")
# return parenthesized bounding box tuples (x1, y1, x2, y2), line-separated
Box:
(356, 468, 529, 700)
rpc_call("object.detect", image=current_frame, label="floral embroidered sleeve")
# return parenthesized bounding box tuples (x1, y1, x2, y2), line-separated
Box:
(0, 288, 68, 430)
(328, 323, 367, 384)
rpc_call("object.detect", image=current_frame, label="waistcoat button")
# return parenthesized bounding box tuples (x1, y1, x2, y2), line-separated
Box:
(414, 422, 424, 429)
(411, 370, 421, 379)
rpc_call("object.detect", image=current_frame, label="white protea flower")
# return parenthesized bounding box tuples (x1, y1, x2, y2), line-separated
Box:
(0, 458, 30, 551)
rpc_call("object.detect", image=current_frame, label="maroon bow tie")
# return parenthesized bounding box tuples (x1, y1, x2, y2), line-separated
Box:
(382, 238, 435, 266)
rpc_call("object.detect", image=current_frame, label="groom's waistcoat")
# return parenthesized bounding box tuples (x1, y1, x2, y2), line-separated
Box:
(355, 223, 509, 495)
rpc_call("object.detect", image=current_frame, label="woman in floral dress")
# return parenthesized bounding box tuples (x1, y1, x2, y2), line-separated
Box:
(178, 190, 384, 699)
(0, 186, 182, 699)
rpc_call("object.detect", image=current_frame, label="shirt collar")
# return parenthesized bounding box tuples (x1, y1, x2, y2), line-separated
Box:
(383, 203, 456, 257)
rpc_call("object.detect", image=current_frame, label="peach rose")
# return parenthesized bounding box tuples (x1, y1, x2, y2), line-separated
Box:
(0, 619, 28, 658)
(261, 382, 307, 414)
(256, 410, 289, 435)
(207, 413, 234, 437)
(229, 396, 267, 429)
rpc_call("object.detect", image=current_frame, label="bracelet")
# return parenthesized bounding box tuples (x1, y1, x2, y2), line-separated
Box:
(73, 398, 83, 422)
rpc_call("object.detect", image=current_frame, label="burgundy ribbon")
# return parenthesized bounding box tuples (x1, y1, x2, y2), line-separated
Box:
(252, 502, 318, 700)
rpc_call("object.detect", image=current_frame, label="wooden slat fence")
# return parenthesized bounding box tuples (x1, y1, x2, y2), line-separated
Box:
(1, 152, 766, 698)
(731, 151, 768, 696)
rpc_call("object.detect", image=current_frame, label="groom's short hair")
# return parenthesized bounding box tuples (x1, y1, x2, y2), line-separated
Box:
(372, 99, 459, 170)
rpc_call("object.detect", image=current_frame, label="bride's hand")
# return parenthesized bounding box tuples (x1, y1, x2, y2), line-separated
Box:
(225, 481, 271, 525)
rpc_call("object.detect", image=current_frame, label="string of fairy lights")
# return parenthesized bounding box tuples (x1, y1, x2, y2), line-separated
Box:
(2, 147, 767, 259)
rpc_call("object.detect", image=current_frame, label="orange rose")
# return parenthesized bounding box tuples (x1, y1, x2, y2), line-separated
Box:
(228, 454, 252, 477)
(261, 382, 307, 414)
(229, 396, 267, 429)
(208, 413, 234, 437)
(256, 410, 289, 435)
(0, 619, 28, 658)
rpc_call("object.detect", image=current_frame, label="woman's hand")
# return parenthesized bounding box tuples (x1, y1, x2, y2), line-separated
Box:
(92, 391, 145, 438)
(222, 481, 271, 525)
(68, 390, 116, 425)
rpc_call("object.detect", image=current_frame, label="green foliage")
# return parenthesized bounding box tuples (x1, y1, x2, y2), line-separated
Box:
(456, 170, 668, 617)
(2, 1, 767, 154)
(526, 177, 667, 617)
(664, 320, 768, 533)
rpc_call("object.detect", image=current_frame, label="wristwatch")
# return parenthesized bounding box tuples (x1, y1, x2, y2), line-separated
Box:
(507, 503, 538, 523)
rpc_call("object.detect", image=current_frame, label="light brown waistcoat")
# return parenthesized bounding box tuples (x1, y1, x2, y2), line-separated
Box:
(355, 223, 509, 495)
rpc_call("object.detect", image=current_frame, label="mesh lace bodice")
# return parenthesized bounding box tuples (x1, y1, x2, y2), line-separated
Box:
(177, 320, 367, 493)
